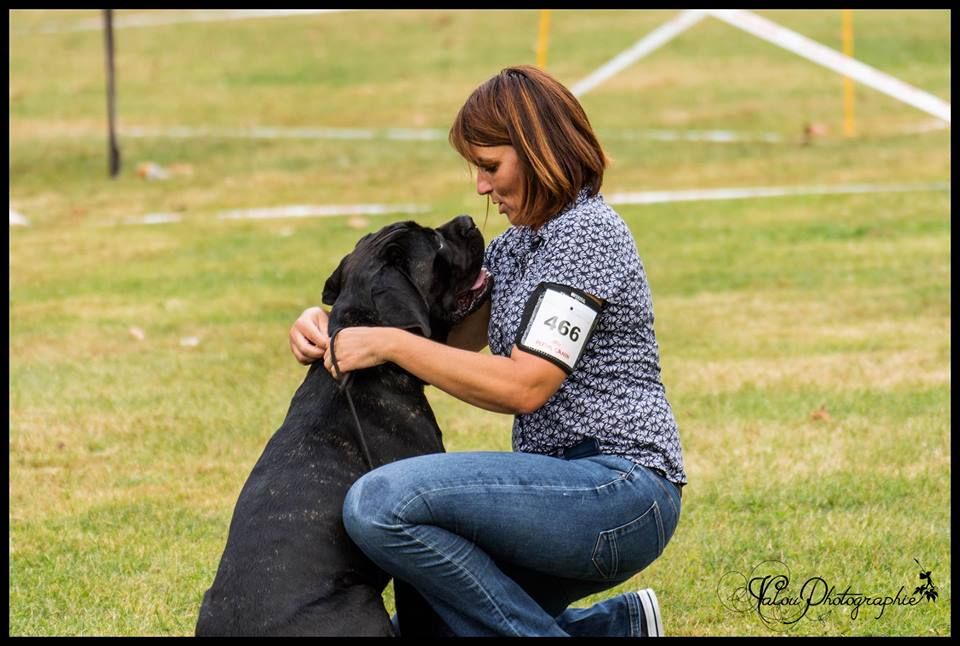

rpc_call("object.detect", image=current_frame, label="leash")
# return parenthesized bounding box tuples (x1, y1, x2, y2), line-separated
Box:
(328, 329, 375, 471)
(325, 257, 437, 472)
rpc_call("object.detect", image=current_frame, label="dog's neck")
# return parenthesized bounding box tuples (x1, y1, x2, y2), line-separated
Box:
(328, 305, 448, 348)
(326, 307, 433, 391)
(327, 304, 377, 338)
(341, 361, 425, 396)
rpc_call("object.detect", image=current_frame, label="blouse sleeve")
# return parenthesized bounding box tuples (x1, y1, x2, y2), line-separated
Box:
(535, 209, 635, 302)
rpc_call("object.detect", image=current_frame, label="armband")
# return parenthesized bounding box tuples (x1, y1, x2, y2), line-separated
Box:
(515, 282, 603, 374)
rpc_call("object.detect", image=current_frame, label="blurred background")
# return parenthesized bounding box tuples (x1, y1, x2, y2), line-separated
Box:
(9, 9, 950, 636)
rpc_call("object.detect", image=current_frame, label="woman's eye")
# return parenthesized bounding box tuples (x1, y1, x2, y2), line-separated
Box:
(480, 165, 498, 174)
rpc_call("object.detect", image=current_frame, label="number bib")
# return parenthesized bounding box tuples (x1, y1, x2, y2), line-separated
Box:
(515, 283, 603, 374)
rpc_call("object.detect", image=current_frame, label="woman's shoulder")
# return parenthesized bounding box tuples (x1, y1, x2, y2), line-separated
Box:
(551, 192, 633, 246)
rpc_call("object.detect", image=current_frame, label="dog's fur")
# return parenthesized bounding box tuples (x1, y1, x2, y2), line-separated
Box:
(195, 215, 491, 636)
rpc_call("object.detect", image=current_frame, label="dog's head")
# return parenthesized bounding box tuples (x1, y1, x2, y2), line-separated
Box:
(322, 215, 493, 341)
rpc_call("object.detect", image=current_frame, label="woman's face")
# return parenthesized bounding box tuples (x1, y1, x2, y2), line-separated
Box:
(470, 145, 524, 225)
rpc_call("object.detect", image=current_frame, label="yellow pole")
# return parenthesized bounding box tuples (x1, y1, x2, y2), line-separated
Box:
(536, 10, 551, 69)
(842, 9, 855, 138)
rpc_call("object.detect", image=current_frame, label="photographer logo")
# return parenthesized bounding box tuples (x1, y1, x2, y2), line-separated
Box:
(716, 558, 938, 630)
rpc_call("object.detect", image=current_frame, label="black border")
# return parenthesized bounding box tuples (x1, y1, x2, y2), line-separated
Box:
(515, 282, 604, 375)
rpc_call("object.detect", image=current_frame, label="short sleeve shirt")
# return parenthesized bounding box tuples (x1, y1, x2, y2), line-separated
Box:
(484, 191, 687, 486)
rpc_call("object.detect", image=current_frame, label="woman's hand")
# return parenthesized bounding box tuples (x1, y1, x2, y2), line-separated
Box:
(289, 306, 330, 365)
(324, 327, 394, 378)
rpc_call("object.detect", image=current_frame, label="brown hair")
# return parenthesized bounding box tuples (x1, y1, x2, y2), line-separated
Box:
(448, 65, 608, 229)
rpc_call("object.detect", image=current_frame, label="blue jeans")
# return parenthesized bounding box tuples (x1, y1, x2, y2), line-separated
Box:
(342, 451, 682, 636)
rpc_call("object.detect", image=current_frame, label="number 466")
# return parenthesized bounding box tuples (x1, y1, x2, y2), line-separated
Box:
(544, 316, 581, 342)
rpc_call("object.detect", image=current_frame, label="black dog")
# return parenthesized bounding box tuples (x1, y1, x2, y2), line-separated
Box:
(196, 215, 492, 636)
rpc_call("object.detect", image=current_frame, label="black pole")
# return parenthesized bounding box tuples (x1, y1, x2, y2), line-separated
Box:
(103, 9, 121, 177)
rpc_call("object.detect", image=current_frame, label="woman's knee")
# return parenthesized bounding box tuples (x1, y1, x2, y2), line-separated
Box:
(343, 452, 469, 548)
(342, 467, 410, 546)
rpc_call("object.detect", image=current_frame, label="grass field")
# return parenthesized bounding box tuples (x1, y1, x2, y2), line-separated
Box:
(9, 9, 950, 636)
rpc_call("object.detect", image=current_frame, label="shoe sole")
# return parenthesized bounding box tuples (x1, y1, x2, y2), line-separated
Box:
(639, 588, 663, 636)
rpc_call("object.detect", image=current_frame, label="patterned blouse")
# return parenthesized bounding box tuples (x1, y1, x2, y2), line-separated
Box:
(484, 190, 687, 486)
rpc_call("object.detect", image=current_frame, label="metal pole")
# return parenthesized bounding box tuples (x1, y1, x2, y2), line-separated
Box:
(842, 9, 856, 138)
(536, 10, 551, 69)
(104, 9, 121, 177)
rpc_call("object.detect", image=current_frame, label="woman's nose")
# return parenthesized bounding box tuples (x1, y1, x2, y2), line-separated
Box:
(476, 172, 492, 196)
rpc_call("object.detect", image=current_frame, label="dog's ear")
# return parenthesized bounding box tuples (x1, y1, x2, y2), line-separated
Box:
(371, 266, 432, 338)
(322, 253, 350, 306)
(323, 229, 383, 305)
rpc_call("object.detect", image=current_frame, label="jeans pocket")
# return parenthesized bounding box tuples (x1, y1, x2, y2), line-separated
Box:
(591, 502, 665, 579)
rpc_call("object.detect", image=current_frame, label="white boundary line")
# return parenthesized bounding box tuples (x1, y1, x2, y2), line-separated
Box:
(601, 128, 782, 144)
(20, 10, 349, 34)
(113, 182, 949, 226)
(18, 121, 950, 144)
(217, 203, 429, 221)
(10, 209, 30, 227)
(116, 124, 783, 144)
(123, 203, 429, 226)
(121, 125, 448, 142)
(606, 182, 950, 206)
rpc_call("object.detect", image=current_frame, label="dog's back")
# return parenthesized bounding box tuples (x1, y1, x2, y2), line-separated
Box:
(196, 216, 490, 636)
(196, 363, 443, 636)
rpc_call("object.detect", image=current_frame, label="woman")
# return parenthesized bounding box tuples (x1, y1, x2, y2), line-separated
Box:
(289, 65, 686, 637)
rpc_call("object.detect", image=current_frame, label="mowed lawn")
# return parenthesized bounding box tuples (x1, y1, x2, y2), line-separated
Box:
(9, 9, 950, 636)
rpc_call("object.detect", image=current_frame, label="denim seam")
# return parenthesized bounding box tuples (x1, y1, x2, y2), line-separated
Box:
(654, 501, 665, 554)
(392, 498, 534, 635)
(393, 479, 630, 515)
(590, 501, 662, 579)
(395, 521, 526, 636)
(646, 467, 681, 519)
(385, 455, 637, 511)
(384, 468, 642, 632)
(626, 590, 643, 636)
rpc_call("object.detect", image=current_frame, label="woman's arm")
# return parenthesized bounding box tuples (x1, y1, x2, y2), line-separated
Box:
(290, 299, 488, 364)
(325, 326, 566, 415)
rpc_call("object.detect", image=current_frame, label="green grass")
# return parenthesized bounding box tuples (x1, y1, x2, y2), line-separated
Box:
(9, 9, 950, 636)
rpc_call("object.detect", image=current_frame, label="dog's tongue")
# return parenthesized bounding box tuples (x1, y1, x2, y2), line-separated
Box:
(470, 267, 489, 291)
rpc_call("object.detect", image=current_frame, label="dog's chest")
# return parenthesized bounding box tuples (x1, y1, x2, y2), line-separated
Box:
(283, 366, 442, 465)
